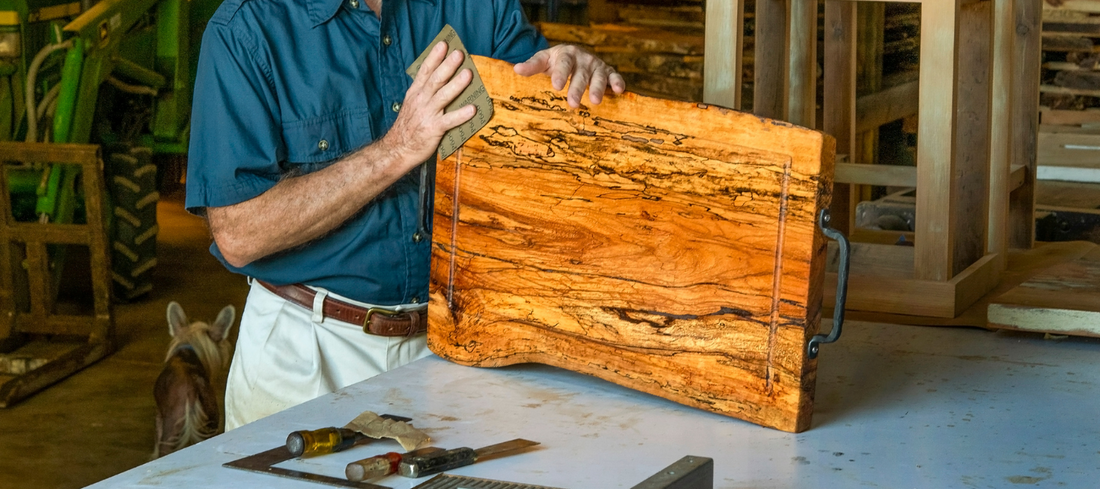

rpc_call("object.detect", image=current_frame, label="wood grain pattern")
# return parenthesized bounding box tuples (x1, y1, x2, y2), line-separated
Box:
(988, 248, 1100, 338)
(428, 57, 834, 433)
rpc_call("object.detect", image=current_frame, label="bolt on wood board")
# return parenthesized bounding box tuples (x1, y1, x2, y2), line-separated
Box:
(427, 56, 836, 433)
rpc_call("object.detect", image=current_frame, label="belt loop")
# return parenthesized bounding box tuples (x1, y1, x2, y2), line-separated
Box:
(312, 288, 329, 323)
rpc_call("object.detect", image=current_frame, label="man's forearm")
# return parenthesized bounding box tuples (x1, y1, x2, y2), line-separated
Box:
(207, 138, 413, 268)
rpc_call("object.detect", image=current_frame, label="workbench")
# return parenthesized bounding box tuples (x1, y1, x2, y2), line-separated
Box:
(88, 321, 1100, 488)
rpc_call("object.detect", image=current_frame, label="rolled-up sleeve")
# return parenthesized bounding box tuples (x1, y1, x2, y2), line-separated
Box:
(185, 22, 284, 215)
(491, 0, 548, 64)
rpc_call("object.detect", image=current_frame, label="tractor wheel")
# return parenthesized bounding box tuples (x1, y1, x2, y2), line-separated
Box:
(106, 144, 159, 301)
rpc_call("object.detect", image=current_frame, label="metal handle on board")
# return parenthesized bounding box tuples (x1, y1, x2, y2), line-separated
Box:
(808, 209, 849, 359)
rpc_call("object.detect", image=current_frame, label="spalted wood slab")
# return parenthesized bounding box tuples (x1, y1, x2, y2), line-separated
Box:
(988, 246, 1100, 338)
(428, 56, 835, 432)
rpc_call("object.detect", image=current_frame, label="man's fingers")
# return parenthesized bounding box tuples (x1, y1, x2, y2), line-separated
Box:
(588, 66, 609, 105)
(414, 42, 450, 85)
(424, 49, 465, 92)
(432, 68, 474, 108)
(438, 104, 477, 129)
(567, 59, 591, 108)
(551, 51, 575, 91)
(514, 50, 551, 76)
(609, 71, 627, 94)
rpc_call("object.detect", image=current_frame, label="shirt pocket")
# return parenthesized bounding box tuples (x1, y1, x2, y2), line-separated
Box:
(280, 107, 375, 165)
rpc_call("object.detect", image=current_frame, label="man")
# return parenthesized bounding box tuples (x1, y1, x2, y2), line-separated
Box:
(186, 0, 625, 429)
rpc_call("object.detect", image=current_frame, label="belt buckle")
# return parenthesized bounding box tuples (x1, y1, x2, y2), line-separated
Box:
(363, 307, 402, 334)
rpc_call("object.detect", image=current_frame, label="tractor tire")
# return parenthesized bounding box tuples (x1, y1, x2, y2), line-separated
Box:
(106, 144, 159, 301)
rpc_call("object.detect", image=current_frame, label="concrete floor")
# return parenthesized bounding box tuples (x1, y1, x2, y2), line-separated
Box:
(0, 191, 249, 489)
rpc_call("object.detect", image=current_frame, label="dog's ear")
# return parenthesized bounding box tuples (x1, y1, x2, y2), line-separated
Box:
(210, 305, 237, 343)
(166, 302, 188, 338)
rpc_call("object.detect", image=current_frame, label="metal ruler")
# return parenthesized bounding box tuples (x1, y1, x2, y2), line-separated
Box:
(223, 444, 390, 489)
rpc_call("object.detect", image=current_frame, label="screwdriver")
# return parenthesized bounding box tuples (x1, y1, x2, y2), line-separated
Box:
(345, 447, 444, 482)
(286, 427, 362, 457)
(286, 414, 413, 457)
(397, 439, 539, 478)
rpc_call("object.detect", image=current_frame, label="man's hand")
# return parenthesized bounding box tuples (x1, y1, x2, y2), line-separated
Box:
(514, 44, 626, 109)
(381, 41, 477, 167)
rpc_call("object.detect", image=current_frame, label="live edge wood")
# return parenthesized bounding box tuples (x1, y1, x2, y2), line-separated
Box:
(428, 57, 835, 433)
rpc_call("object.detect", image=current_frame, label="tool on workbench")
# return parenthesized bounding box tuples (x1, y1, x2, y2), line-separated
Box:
(345, 447, 444, 482)
(398, 439, 539, 478)
(223, 413, 413, 488)
(407, 455, 714, 489)
(287, 427, 365, 457)
(411, 474, 564, 489)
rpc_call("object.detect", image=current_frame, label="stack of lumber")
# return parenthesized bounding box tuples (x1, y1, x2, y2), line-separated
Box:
(538, 2, 919, 111)
(1040, 3, 1100, 116)
(1035, 3, 1100, 202)
(882, 4, 920, 91)
(536, 1, 726, 103)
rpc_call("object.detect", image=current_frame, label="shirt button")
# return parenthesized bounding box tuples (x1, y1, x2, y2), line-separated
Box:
(317, 139, 329, 151)
(382, 35, 392, 46)
(349, 0, 358, 7)
(411, 296, 421, 304)
(391, 102, 402, 113)
(412, 231, 422, 243)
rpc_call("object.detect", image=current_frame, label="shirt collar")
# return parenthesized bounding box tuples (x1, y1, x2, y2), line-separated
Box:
(309, 0, 438, 27)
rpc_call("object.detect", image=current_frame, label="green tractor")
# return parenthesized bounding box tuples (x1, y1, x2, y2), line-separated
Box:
(0, 0, 219, 404)
(1, 0, 220, 297)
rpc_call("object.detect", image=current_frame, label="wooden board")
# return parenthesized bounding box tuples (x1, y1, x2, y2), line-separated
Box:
(428, 56, 835, 433)
(988, 247, 1100, 338)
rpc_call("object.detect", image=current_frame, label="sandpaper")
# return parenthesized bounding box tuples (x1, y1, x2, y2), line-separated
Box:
(406, 24, 494, 160)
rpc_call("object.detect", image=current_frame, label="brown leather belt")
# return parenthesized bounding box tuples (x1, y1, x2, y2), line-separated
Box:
(256, 280, 426, 337)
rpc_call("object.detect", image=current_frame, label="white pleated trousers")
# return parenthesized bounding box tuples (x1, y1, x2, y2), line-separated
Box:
(224, 279, 432, 430)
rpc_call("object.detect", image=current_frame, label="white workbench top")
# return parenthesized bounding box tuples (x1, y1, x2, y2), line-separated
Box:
(88, 320, 1100, 488)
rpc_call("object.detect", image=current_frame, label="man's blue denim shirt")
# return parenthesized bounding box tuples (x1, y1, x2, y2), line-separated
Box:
(185, 0, 547, 304)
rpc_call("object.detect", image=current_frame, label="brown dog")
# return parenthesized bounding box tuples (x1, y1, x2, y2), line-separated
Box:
(153, 302, 235, 458)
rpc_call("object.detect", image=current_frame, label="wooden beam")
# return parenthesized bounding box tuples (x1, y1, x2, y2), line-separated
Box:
(1038, 130, 1100, 168)
(826, 241, 914, 279)
(1008, 0, 1040, 249)
(834, 163, 917, 186)
(951, 0, 993, 279)
(824, 1, 857, 234)
(1036, 166, 1100, 183)
(915, 0, 961, 281)
(754, 0, 789, 119)
(1010, 164, 1027, 191)
(704, 0, 744, 110)
(826, 252, 1000, 318)
(787, 0, 817, 127)
(1043, 0, 1100, 14)
(855, 80, 919, 133)
(988, 0, 1014, 265)
(1040, 108, 1100, 126)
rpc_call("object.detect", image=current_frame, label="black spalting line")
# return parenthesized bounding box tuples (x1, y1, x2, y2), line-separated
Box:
(611, 306, 769, 329)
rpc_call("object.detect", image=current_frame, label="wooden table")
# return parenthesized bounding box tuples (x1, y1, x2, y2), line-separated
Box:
(706, 0, 1043, 319)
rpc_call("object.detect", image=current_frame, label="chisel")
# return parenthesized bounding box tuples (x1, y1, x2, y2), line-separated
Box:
(397, 439, 540, 478)
(345, 447, 444, 482)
